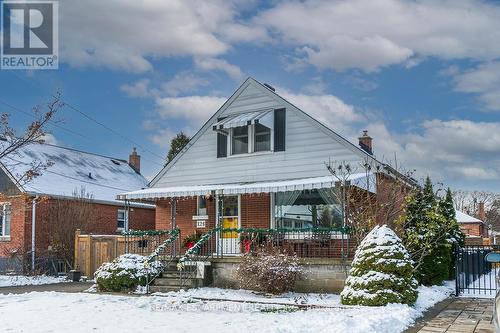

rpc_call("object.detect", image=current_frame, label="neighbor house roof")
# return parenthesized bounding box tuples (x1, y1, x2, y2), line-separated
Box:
(456, 210, 483, 224)
(0, 141, 150, 205)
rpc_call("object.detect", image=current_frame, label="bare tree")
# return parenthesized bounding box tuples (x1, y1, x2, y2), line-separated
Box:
(42, 188, 99, 266)
(326, 157, 414, 244)
(451, 189, 500, 230)
(1, 93, 63, 186)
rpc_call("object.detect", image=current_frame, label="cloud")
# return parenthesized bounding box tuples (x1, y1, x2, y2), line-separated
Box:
(60, 0, 257, 72)
(149, 128, 176, 149)
(155, 95, 226, 126)
(452, 61, 500, 111)
(161, 73, 209, 97)
(256, 0, 500, 72)
(120, 79, 152, 98)
(194, 57, 244, 79)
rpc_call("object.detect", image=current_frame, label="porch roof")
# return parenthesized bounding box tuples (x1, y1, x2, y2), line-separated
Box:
(117, 173, 375, 201)
(212, 109, 272, 131)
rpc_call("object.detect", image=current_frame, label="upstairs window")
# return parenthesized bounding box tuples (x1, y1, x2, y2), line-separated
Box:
(231, 126, 249, 155)
(254, 123, 271, 152)
(0, 204, 11, 237)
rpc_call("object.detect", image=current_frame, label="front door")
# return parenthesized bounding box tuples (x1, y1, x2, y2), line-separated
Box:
(220, 195, 240, 255)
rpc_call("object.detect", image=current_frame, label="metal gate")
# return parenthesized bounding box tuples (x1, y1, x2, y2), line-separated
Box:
(455, 245, 499, 297)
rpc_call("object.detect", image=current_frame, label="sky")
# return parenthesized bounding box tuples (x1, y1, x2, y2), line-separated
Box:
(1, 0, 500, 191)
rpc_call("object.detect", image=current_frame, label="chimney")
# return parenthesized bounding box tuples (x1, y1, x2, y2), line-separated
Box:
(478, 202, 486, 221)
(358, 130, 373, 155)
(129, 147, 141, 174)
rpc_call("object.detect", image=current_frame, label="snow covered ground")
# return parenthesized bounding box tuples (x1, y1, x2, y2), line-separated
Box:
(0, 275, 67, 287)
(0, 283, 454, 333)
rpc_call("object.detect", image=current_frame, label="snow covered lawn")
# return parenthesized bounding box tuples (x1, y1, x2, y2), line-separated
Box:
(0, 283, 454, 333)
(0, 275, 67, 287)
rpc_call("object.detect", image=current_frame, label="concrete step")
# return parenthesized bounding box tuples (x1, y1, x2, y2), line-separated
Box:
(154, 277, 197, 287)
(149, 285, 183, 293)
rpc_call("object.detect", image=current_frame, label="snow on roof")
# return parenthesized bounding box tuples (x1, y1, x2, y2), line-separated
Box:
(1, 142, 149, 204)
(455, 210, 483, 223)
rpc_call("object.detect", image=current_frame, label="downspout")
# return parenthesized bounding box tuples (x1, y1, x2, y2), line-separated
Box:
(31, 197, 38, 271)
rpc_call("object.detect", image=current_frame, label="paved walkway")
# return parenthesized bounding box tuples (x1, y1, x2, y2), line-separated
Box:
(415, 298, 494, 333)
(0, 282, 93, 295)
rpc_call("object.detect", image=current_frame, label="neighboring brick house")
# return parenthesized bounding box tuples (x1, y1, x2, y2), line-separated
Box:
(119, 77, 414, 255)
(0, 142, 154, 273)
(456, 210, 487, 243)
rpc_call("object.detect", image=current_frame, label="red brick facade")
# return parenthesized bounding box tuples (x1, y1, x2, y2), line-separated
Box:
(155, 194, 271, 244)
(460, 223, 486, 238)
(0, 195, 154, 260)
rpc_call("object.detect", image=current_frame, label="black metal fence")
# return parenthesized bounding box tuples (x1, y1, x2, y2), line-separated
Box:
(455, 245, 499, 297)
(123, 230, 178, 256)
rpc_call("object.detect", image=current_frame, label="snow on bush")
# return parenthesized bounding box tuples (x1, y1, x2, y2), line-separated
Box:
(94, 254, 163, 292)
(341, 225, 418, 306)
(236, 246, 303, 294)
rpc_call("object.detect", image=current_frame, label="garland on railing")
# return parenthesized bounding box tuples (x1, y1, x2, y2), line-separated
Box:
(176, 226, 350, 271)
(146, 228, 180, 264)
(121, 229, 174, 236)
(177, 228, 219, 270)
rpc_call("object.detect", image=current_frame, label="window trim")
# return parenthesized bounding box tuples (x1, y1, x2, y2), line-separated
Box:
(117, 209, 129, 231)
(227, 124, 273, 157)
(0, 203, 11, 239)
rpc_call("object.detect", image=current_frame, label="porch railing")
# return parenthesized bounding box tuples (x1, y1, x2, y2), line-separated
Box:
(122, 229, 176, 255)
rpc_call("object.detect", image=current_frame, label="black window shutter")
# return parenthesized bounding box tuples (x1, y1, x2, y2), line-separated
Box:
(274, 108, 286, 152)
(216, 117, 227, 158)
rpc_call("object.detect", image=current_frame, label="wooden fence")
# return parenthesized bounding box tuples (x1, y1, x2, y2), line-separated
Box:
(73, 230, 159, 277)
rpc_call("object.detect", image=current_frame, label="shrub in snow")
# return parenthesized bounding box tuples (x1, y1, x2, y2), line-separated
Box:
(94, 254, 163, 292)
(341, 225, 418, 306)
(236, 246, 302, 294)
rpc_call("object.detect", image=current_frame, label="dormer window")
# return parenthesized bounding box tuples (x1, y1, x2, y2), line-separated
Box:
(214, 108, 285, 158)
(254, 123, 271, 152)
(231, 126, 249, 155)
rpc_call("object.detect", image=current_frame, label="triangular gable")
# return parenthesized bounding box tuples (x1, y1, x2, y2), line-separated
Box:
(150, 77, 383, 188)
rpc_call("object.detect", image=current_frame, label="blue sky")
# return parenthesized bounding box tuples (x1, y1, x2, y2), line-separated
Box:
(2, 0, 500, 191)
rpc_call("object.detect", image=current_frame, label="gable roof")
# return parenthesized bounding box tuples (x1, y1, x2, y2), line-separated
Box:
(0, 142, 149, 204)
(456, 210, 483, 224)
(150, 77, 404, 187)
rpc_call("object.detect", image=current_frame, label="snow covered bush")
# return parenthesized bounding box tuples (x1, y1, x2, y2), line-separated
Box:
(341, 225, 418, 306)
(94, 254, 163, 292)
(236, 247, 302, 294)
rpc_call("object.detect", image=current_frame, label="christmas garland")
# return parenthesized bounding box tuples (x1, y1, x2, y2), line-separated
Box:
(145, 228, 180, 265)
(121, 229, 174, 236)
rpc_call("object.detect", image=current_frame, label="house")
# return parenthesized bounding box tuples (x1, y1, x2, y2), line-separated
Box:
(118, 78, 413, 260)
(0, 142, 155, 273)
(456, 209, 488, 245)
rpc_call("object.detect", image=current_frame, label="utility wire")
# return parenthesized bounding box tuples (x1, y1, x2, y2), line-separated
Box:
(63, 101, 167, 163)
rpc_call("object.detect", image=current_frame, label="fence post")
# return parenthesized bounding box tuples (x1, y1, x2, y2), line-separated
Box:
(455, 243, 460, 296)
(74, 229, 81, 270)
(85, 234, 92, 278)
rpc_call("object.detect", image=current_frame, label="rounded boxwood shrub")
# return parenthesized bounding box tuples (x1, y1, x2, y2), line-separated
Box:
(341, 225, 418, 306)
(94, 254, 162, 292)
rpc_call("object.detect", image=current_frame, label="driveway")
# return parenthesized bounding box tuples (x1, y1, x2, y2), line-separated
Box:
(0, 282, 93, 294)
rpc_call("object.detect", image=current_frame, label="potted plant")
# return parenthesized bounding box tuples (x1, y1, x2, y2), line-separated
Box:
(240, 234, 253, 253)
(182, 233, 201, 250)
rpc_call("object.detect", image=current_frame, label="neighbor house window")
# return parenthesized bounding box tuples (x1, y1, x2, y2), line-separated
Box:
(197, 196, 207, 216)
(231, 126, 249, 155)
(0, 204, 11, 237)
(117, 209, 128, 230)
(254, 123, 271, 152)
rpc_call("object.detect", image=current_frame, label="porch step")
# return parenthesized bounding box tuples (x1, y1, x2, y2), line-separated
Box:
(153, 277, 199, 288)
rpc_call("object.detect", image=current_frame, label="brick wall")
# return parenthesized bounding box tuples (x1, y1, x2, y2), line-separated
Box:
(460, 223, 483, 237)
(0, 196, 27, 258)
(0, 195, 155, 258)
(155, 194, 271, 244)
(240, 193, 270, 229)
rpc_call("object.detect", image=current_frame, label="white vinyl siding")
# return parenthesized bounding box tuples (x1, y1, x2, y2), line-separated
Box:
(153, 80, 364, 188)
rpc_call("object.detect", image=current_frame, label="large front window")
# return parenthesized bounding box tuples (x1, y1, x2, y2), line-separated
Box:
(0, 204, 11, 237)
(274, 190, 342, 229)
